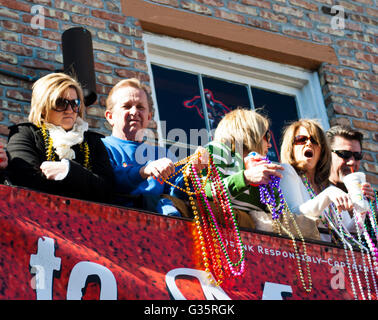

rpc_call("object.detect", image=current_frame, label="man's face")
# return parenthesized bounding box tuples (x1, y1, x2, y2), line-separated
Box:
(105, 86, 151, 141)
(329, 135, 362, 185)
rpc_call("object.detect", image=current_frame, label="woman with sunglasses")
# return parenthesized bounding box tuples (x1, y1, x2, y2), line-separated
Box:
(204, 108, 284, 231)
(280, 119, 356, 241)
(6, 72, 114, 202)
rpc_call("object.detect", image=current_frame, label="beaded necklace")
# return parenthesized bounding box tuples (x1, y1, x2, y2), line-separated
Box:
(301, 174, 376, 299)
(166, 151, 246, 285)
(39, 123, 91, 170)
(258, 169, 313, 293)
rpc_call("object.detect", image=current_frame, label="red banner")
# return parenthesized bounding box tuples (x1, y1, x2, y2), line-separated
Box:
(0, 184, 376, 300)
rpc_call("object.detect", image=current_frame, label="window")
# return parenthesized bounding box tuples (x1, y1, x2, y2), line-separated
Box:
(144, 33, 329, 162)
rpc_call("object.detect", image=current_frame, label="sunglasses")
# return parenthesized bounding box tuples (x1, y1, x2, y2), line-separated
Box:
(264, 130, 271, 143)
(332, 150, 363, 161)
(293, 135, 318, 145)
(53, 98, 81, 113)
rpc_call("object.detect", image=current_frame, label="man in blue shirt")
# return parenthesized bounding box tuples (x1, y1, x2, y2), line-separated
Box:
(102, 78, 183, 216)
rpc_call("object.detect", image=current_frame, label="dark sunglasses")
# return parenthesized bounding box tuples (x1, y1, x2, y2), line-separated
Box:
(293, 135, 318, 145)
(332, 150, 363, 161)
(264, 130, 271, 143)
(53, 98, 81, 113)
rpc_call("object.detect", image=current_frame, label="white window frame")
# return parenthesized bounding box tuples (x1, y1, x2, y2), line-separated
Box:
(143, 32, 329, 147)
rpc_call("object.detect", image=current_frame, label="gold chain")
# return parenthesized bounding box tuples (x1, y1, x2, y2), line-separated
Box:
(39, 124, 91, 170)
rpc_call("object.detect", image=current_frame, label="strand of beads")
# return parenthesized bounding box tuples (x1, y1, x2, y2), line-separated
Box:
(189, 163, 245, 280)
(257, 156, 285, 220)
(352, 210, 373, 300)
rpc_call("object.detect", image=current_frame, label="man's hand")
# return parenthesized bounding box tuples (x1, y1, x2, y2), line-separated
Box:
(140, 158, 175, 182)
(361, 182, 375, 201)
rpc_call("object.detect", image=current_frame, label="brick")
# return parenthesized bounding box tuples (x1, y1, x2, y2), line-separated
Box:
(97, 52, 132, 67)
(71, 15, 106, 29)
(0, 31, 18, 42)
(0, 100, 22, 112)
(365, 173, 378, 187)
(353, 119, 378, 132)
(0, 0, 31, 12)
(228, 2, 258, 16)
(338, 1, 365, 13)
(1, 41, 33, 58)
(283, 28, 310, 40)
(336, 40, 365, 51)
(259, 9, 287, 23)
(289, 0, 318, 11)
(91, 9, 127, 23)
(366, 111, 378, 122)
(357, 72, 378, 83)
(94, 62, 113, 74)
(55, 0, 90, 14)
(355, 52, 378, 64)
(317, 25, 344, 37)
(1, 20, 39, 36)
(181, 1, 212, 15)
(108, 23, 142, 37)
(290, 17, 313, 29)
(6, 90, 32, 102)
(247, 18, 280, 32)
(22, 35, 58, 51)
(197, 0, 224, 7)
(333, 104, 364, 118)
(0, 52, 17, 64)
(150, 0, 179, 7)
(241, 0, 271, 9)
(97, 74, 120, 86)
(71, 0, 104, 8)
(42, 30, 61, 41)
(214, 9, 245, 23)
(366, 7, 378, 17)
(0, 75, 18, 87)
(347, 98, 376, 111)
(97, 31, 132, 46)
(0, 7, 20, 19)
(86, 106, 106, 117)
(328, 84, 358, 97)
(273, 4, 304, 17)
(339, 58, 370, 71)
(119, 48, 146, 61)
(360, 91, 378, 103)
(93, 41, 117, 54)
(342, 78, 371, 91)
(21, 59, 56, 71)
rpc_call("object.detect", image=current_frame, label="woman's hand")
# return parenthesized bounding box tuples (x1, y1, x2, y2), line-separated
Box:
(0, 143, 8, 169)
(327, 187, 353, 213)
(244, 161, 283, 185)
(40, 160, 69, 180)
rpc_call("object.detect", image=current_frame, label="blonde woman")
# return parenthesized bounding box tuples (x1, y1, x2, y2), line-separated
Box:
(204, 108, 284, 230)
(7, 72, 114, 202)
(279, 119, 354, 241)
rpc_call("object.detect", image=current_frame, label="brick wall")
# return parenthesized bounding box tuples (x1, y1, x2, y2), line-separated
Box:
(0, 0, 377, 185)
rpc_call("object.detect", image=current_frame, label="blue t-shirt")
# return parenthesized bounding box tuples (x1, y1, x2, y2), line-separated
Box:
(102, 135, 185, 201)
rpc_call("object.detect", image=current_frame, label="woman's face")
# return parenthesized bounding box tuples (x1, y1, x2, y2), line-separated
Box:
(292, 126, 321, 173)
(261, 129, 272, 156)
(46, 87, 79, 131)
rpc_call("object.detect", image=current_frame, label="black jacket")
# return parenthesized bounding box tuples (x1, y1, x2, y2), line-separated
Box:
(7, 123, 115, 203)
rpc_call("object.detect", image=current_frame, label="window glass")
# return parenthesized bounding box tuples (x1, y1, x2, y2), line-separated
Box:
(251, 87, 298, 162)
(202, 76, 250, 130)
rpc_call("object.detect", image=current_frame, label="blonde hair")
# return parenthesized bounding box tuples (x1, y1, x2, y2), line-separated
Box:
(213, 108, 270, 156)
(106, 78, 152, 112)
(280, 119, 331, 186)
(29, 72, 85, 126)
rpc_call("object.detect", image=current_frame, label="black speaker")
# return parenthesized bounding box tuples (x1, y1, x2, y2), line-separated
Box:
(62, 27, 97, 106)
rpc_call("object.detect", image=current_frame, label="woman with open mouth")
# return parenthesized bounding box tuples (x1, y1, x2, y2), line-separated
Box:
(279, 119, 357, 242)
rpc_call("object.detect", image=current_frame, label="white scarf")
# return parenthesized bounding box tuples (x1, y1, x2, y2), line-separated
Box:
(45, 117, 89, 160)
